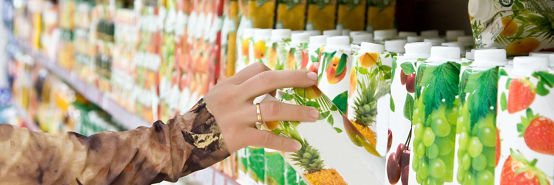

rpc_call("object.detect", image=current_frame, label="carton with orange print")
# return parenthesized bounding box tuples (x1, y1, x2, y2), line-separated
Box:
(495, 56, 554, 185)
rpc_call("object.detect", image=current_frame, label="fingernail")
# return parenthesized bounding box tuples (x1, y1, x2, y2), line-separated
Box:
(292, 140, 302, 151)
(309, 108, 320, 119)
(307, 72, 318, 81)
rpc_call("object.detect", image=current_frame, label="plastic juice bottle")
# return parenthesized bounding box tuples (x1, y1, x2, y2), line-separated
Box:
(323, 29, 342, 37)
(374, 29, 398, 44)
(446, 30, 465, 42)
(265, 149, 286, 185)
(409, 46, 461, 185)
(351, 33, 373, 45)
(268, 29, 292, 70)
(287, 32, 310, 70)
(250, 29, 272, 65)
(424, 38, 446, 46)
(347, 41, 390, 156)
(276, 0, 307, 30)
(495, 56, 553, 185)
(387, 42, 432, 185)
(318, 36, 352, 113)
(407, 36, 423, 43)
(420, 30, 439, 38)
(306, 0, 337, 30)
(236, 28, 254, 72)
(336, 0, 365, 30)
(307, 35, 327, 73)
(454, 49, 508, 185)
(399, 31, 417, 39)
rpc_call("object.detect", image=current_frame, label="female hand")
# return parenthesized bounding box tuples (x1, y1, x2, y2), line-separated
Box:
(204, 63, 320, 153)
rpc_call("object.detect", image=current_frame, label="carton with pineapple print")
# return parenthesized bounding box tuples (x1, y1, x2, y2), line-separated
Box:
(317, 36, 353, 114)
(454, 49, 508, 185)
(286, 33, 310, 70)
(386, 42, 431, 185)
(267, 29, 292, 70)
(408, 47, 461, 185)
(366, 0, 396, 31)
(251, 29, 272, 66)
(306, 0, 337, 30)
(468, 0, 554, 56)
(336, 0, 367, 31)
(347, 42, 391, 157)
(495, 56, 554, 185)
(276, 0, 307, 30)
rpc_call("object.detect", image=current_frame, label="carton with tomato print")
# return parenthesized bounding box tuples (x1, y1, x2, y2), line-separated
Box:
(495, 56, 554, 185)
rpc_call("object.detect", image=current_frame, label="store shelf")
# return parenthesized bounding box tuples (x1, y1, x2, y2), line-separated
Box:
(8, 35, 150, 130)
(13, 104, 39, 131)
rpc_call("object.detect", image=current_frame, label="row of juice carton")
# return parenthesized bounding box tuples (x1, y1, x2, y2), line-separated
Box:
(234, 28, 554, 185)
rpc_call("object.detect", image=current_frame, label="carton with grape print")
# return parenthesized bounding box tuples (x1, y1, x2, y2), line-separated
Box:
(495, 56, 554, 185)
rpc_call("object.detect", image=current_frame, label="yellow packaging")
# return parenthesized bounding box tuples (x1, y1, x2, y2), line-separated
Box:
(306, 0, 337, 30)
(337, 0, 366, 31)
(224, 0, 239, 77)
(366, 0, 396, 31)
(246, 0, 276, 28)
(276, 0, 307, 30)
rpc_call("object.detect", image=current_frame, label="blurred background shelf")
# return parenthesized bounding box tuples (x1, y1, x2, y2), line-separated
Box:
(13, 103, 38, 131)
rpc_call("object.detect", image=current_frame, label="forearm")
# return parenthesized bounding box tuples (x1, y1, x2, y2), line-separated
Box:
(0, 99, 229, 185)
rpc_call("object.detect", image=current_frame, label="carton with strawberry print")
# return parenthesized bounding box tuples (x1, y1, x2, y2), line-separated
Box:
(454, 49, 508, 185)
(386, 42, 431, 185)
(495, 56, 554, 185)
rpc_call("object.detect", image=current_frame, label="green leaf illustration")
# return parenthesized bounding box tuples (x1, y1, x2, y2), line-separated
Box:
(389, 96, 395, 111)
(332, 91, 348, 114)
(400, 62, 416, 75)
(416, 62, 461, 120)
(335, 53, 348, 77)
(463, 67, 499, 125)
(501, 92, 507, 111)
(404, 94, 414, 120)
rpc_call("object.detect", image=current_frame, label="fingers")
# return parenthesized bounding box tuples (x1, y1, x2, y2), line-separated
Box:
(243, 101, 319, 123)
(247, 128, 302, 152)
(226, 63, 269, 84)
(239, 70, 318, 98)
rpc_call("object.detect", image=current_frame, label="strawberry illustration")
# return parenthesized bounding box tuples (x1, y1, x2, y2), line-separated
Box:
(507, 78, 536, 113)
(517, 109, 554, 155)
(500, 150, 551, 185)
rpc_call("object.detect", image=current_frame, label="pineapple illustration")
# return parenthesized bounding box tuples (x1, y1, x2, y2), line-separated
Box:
(291, 141, 347, 185)
(353, 77, 378, 127)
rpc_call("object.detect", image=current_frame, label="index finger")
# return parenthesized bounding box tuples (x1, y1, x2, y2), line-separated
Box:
(238, 70, 318, 99)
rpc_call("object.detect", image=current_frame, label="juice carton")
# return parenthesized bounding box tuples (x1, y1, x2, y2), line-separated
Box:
(250, 29, 272, 65)
(386, 42, 431, 185)
(399, 31, 417, 39)
(495, 56, 553, 185)
(307, 35, 327, 73)
(236, 28, 255, 72)
(323, 29, 342, 37)
(304, 30, 321, 36)
(351, 33, 373, 45)
(530, 52, 554, 68)
(248, 147, 266, 184)
(407, 36, 423, 43)
(286, 33, 310, 70)
(221, 0, 239, 78)
(367, 0, 396, 31)
(276, 0, 307, 30)
(409, 46, 461, 185)
(420, 30, 439, 38)
(454, 49, 508, 185)
(374, 29, 398, 44)
(306, 0, 337, 30)
(336, 0, 366, 31)
(237, 147, 250, 180)
(265, 149, 286, 185)
(424, 38, 445, 46)
(268, 29, 292, 70)
(347, 41, 391, 158)
(445, 30, 465, 42)
(245, 0, 276, 28)
(317, 36, 353, 113)
(468, 0, 554, 55)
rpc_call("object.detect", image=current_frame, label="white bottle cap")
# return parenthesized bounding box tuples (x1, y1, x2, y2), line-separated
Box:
(424, 38, 445, 46)
(529, 52, 554, 67)
(351, 33, 373, 45)
(342, 29, 351, 36)
(428, 46, 461, 63)
(350, 31, 368, 37)
(360, 42, 385, 53)
(304, 30, 321, 36)
(374, 29, 398, 41)
(420, 30, 439, 38)
(404, 42, 432, 58)
(323, 30, 342, 37)
(326, 36, 350, 47)
(472, 49, 508, 67)
(243, 28, 255, 38)
(441, 42, 460, 47)
(385, 40, 407, 53)
(271, 29, 291, 42)
(512, 57, 549, 76)
(457, 36, 475, 47)
(446, 30, 465, 41)
(291, 33, 310, 46)
(407, 36, 423, 43)
(309, 35, 328, 48)
(399, 31, 417, 38)
(254, 29, 272, 41)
